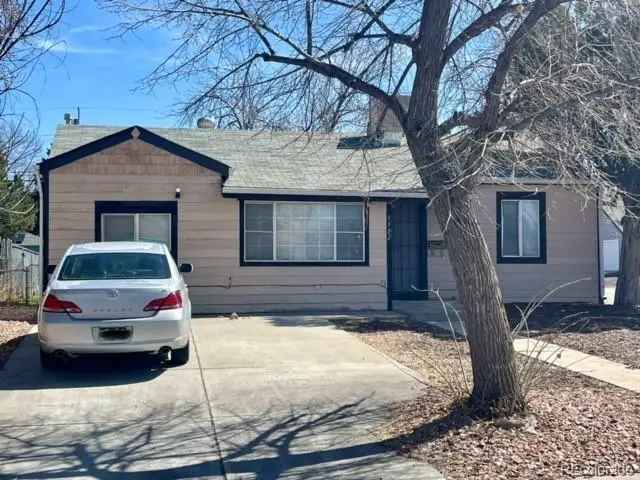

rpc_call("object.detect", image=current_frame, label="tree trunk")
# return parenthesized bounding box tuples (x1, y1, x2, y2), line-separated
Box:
(432, 189, 524, 415)
(615, 214, 640, 305)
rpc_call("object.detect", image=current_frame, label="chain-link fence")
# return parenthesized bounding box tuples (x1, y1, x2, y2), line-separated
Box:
(0, 238, 40, 304)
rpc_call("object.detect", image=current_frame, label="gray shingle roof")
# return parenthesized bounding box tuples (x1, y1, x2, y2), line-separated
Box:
(49, 124, 423, 195)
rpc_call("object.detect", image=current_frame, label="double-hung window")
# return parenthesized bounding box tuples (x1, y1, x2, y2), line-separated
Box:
(243, 201, 367, 264)
(497, 192, 546, 264)
(102, 213, 172, 248)
(95, 201, 177, 259)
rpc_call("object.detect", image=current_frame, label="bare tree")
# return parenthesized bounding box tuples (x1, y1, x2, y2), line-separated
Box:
(586, 2, 640, 306)
(505, 1, 640, 306)
(0, 1, 65, 236)
(102, 0, 636, 415)
(0, 0, 66, 103)
(0, 118, 39, 237)
(179, 59, 368, 132)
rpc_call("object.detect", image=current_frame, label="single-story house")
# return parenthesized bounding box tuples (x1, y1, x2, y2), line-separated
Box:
(39, 123, 602, 314)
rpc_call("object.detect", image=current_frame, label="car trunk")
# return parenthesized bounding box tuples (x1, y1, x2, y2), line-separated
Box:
(49, 279, 173, 320)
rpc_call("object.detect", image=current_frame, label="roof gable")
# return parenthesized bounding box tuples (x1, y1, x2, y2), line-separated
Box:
(40, 125, 230, 179)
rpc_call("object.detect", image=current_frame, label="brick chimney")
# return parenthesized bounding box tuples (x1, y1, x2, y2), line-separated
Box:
(367, 95, 409, 144)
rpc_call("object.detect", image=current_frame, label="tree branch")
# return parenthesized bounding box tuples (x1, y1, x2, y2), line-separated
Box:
(305, 0, 314, 54)
(258, 52, 407, 126)
(359, 1, 415, 46)
(442, 2, 524, 68)
(438, 111, 483, 136)
(319, 0, 407, 58)
(504, 78, 640, 133)
(482, 0, 571, 130)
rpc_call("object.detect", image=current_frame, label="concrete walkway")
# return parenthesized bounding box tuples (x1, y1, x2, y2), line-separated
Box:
(394, 300, 466, 338)
(0, 316, 442, 479)
(399, 302, 640, 395)
(514, 338, 640, 393)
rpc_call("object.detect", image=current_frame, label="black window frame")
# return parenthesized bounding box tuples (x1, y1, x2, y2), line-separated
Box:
(94, 201, 178, 260)
(496, 191, 547, 264)
(239, 197, 370, 267)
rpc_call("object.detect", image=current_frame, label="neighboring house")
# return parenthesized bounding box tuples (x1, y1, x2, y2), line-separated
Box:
(600, 203, 623, 275)
(12, 232, 40, 251)
(10, 232, 40, 268)
(0, 232, 40, 300)
(39, 122, 601, 314)
(1, 232, 39, 272)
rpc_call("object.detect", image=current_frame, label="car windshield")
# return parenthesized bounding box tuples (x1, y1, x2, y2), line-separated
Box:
(58, 253, 171, 280)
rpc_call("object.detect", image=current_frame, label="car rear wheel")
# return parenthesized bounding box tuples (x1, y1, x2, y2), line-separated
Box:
(170, 342, 189, 366)
(40, 348, 58, 370)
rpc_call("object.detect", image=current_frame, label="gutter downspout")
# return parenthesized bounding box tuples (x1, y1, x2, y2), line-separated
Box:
(37, 167, 44, 292)
(37, 163, 49, 292)
(596, 195, 603, 305)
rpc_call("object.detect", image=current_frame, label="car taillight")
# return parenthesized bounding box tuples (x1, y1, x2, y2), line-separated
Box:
(143, 291, 183, 312)
(42, 294, 82, 314)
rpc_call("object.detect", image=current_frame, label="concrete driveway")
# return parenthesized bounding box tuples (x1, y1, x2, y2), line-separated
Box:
(0, 315, 442, 479)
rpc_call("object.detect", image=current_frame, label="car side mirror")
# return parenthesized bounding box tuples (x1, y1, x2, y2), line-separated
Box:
(179, 263, 193, 273)
(46, 264, 57, 275)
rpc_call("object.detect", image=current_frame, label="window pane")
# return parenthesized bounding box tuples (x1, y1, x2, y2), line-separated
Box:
(103, 215, 135, 242)
(337, 232, 364, 261)
(521, 200, 540, 257)
(336, 204, 363, 232)
(319, 245, 334, 260)
(305, 245, 320, 260)
(59, 253, 171, 280)
(278, 245, 306, 261)
(139, 214, 171, 247)
(245, 203, 273, 231)
(246, 232, 274, 260)
(275, 203, 335, 261)
(501, 201, 519, 256)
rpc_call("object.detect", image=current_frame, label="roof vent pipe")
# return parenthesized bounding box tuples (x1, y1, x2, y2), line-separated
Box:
(63, 113, 80, 125)
(196, 117, 215, 129)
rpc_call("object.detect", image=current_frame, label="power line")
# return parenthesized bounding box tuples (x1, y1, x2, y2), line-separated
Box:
(40, 106, 166, 112)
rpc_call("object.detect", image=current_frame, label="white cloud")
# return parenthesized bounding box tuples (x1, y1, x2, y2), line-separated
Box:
(69, 25, 109, 35)
(37, 39, 118, 55)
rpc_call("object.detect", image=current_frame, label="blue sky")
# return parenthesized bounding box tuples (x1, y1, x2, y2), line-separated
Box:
(17, 0, 186, 156)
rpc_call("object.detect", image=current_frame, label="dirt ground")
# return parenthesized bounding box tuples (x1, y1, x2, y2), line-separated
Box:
(0, 303, 37, 368)
(331, 315, 640, 480)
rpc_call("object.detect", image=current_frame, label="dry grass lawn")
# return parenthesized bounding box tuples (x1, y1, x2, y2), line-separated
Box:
(0, 303, 36, 368)
(331, 315, 640, 480)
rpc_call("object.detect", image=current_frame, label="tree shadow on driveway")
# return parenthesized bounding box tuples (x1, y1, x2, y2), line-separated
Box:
(0, 399, 441, 480)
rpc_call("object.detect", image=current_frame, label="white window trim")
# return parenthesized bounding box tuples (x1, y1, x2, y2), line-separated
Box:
(243, 201, 366, 263)
(500, 199, 540, 258)
(101, 213, 172, 249)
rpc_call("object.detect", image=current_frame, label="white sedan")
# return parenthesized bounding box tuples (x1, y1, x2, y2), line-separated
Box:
(38, 242, 192, 368)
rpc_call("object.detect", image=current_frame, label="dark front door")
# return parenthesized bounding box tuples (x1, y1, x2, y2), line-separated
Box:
(389, 199, 427, 300)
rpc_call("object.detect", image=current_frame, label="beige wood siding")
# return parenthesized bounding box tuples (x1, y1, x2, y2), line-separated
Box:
(427, 184, 600, 303)
(49, 139, 388, 313)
